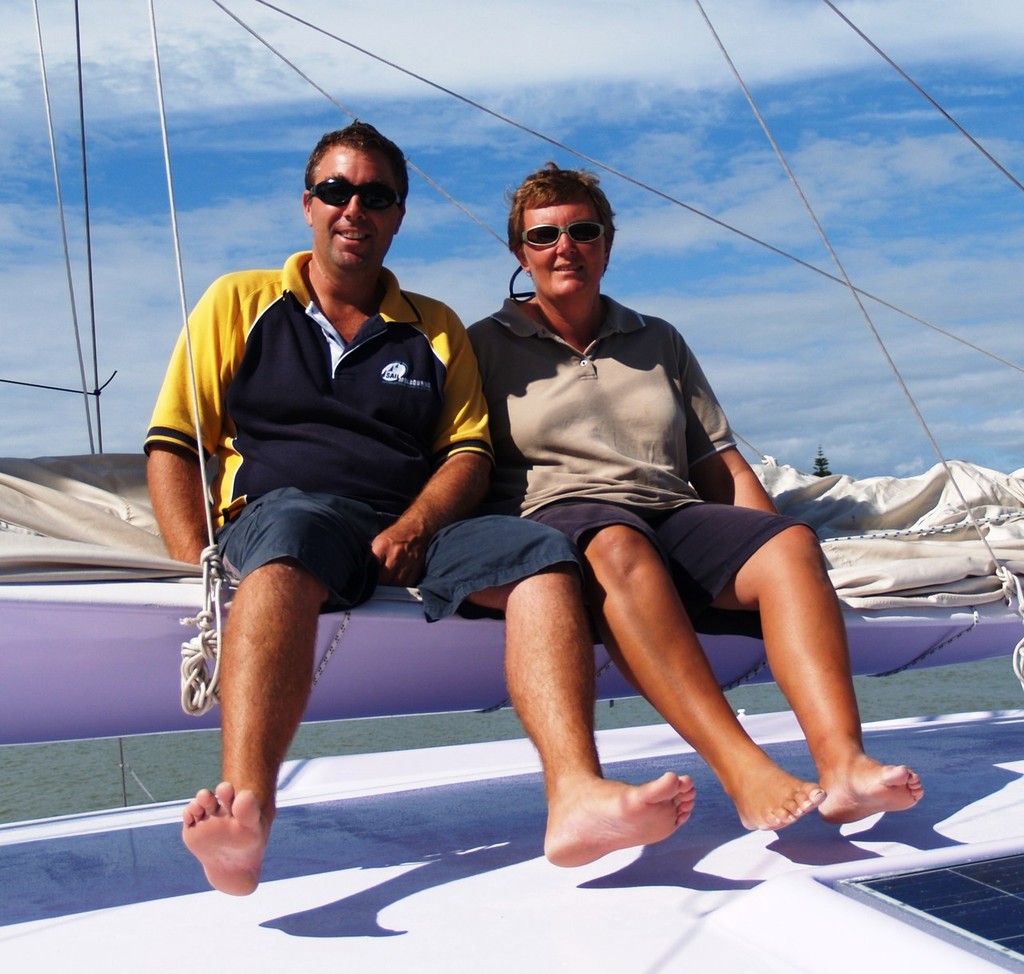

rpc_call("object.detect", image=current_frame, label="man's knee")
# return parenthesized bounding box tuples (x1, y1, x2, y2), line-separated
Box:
(469, 562, 581, 613)
(243, 557, 330, 605)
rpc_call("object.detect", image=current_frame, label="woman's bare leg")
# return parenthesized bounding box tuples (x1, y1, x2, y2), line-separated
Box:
(584, 526, 824, 830)
(719, 525, 923, 823)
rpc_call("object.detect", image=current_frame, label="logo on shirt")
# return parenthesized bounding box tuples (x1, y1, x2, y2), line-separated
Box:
(381, 360, 430, 390)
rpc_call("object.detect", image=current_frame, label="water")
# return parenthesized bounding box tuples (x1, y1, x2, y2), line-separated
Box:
(1, 656, 1021, 825)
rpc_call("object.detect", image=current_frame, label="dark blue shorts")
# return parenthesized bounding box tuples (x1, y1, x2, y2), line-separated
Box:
(528, 499, 804, 611)
(218, 488, 581, 621)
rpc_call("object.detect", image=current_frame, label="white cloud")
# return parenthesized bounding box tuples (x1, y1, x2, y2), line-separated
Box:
(2, 0, 1022, 479)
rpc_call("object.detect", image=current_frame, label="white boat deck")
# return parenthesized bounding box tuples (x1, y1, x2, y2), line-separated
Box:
(2, 709, 1024, 972)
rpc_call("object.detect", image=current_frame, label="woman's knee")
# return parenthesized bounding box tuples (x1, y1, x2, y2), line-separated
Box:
(778, 523, 826, 563)
(583, 524, 657, 579)
(756, 524, 832, 593)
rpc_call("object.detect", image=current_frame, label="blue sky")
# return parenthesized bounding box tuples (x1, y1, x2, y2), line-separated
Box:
(2, 0, 1022, 479)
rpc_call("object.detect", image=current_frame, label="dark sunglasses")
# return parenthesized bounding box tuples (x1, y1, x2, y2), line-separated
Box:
(307, 178, 402, 211)
(521, 221, 605, 247)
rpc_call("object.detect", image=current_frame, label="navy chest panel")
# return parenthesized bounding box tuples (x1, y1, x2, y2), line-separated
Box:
(225, 296, 446, 514)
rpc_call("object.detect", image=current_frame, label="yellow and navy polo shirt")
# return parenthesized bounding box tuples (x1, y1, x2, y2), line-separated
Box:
(145, 252, 492, 526)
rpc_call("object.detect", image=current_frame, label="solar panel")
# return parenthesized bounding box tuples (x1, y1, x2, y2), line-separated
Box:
(838, 853, 1024, 970)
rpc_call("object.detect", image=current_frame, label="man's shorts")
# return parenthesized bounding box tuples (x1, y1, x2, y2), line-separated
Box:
(528, 499, 804, 612)
(217, 487, 582, 621)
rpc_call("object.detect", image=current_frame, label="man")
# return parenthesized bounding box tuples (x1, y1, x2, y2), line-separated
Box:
(146, 122, 694, 895)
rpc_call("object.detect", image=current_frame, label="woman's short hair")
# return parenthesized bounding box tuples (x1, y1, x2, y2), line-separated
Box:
(507, 162, 616, 252)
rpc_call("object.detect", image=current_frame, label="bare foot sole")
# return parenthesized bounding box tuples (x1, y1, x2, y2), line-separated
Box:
(545, 772, 696, 868)
(819, 759, 924, 825)
(182, 781, 270, 895)
(729, 764, 826, 831)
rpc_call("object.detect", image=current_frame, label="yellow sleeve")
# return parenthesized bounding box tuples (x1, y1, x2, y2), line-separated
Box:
(423, 301, 494, 466)
(144, 270, 270, 459)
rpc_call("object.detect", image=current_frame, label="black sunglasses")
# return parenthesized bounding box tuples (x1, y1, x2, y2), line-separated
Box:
(521, 221, 605, 247)
(307, 178, 401, 211)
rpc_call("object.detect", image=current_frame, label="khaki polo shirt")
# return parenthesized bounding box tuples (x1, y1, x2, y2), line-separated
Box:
(468, 296, 735, 517)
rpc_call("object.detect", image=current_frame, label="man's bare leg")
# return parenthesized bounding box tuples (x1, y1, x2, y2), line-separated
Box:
(472, 567, 695, 867)
(723, 526, 924, 824)
(584, 527, 825, 831)
(182, 559, 327, 894)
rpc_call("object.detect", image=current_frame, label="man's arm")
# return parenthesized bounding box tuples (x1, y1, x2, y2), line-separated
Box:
(147, 443, 211, 564)
(689, 446, 777, 513)
(372, 451, 490, 585)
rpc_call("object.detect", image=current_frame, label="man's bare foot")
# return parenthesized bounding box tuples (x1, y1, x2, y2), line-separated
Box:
(544, 771, 695, 868)
(819, 756, 924, 824)
(182, 781, 271, 895)
(725, 760, 826, 831)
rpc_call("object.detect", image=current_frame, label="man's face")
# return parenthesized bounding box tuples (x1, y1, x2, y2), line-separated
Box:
(303, 146, 405, 278)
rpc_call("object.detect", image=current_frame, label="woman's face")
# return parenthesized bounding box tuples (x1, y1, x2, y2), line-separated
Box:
(515, 198, 609, 306)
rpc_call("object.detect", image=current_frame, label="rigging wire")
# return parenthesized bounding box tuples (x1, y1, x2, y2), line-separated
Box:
(227, 0, 1022, 376)
(209, 0, 504, 247)
(213, 0, 1023, 627)
(147, 0, 227, 715)
(822, 0, 1024, 196)
(31, 0, 96, 454)
(73, 0, 103, 451)
(691, 0, 1013, 591)
(0, 372, 117, 396)
(146, 0, 216, 553)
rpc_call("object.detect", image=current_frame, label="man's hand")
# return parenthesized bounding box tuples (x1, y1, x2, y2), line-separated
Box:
(370, 520, 428, 586)
(370, 451, 491, 587)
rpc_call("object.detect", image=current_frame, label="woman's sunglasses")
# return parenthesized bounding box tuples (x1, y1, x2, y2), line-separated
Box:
(307, 178, 401, 211)
(521, 221, 605, 248)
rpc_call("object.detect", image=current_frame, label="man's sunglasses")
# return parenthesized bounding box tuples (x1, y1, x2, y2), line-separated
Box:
(521, 221, 605, 247)
(307, 178, 402, 211)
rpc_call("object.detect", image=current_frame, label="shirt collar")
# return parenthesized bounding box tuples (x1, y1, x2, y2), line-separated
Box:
(489, 294, 646, 340)
(283, 252, 416, 325)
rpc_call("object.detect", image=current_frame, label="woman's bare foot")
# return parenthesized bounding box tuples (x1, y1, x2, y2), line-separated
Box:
(819, 756, 924, 824)
(181, 781, 271, 895)
(724, 758, 826, 831)
(545, 771, 696, 867)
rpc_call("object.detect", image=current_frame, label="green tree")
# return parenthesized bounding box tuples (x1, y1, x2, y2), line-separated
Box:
(813, 445, 832, 478)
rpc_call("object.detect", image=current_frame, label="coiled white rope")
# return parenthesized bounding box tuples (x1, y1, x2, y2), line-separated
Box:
(180, 546, 228, 716)
(147, 0, 229, 714)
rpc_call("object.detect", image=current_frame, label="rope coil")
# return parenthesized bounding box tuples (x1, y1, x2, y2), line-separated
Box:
(180, 545, 229, 716)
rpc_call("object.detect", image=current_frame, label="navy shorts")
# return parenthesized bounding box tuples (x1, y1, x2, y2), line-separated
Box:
(529, 499, 804, 612)
(217, 487, 581, 621)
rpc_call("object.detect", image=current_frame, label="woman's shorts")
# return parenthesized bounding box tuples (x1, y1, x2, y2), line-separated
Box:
(217, 487, 581, 620)
(529, 499, 804, 611)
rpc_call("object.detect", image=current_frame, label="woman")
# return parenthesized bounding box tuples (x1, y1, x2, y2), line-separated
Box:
(469, 163, 923, 830)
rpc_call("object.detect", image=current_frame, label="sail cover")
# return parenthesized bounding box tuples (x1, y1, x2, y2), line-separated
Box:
(1, 454, 1022, 605)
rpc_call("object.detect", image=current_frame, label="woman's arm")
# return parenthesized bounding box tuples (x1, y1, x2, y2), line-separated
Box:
(689, 446, 777, 513)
